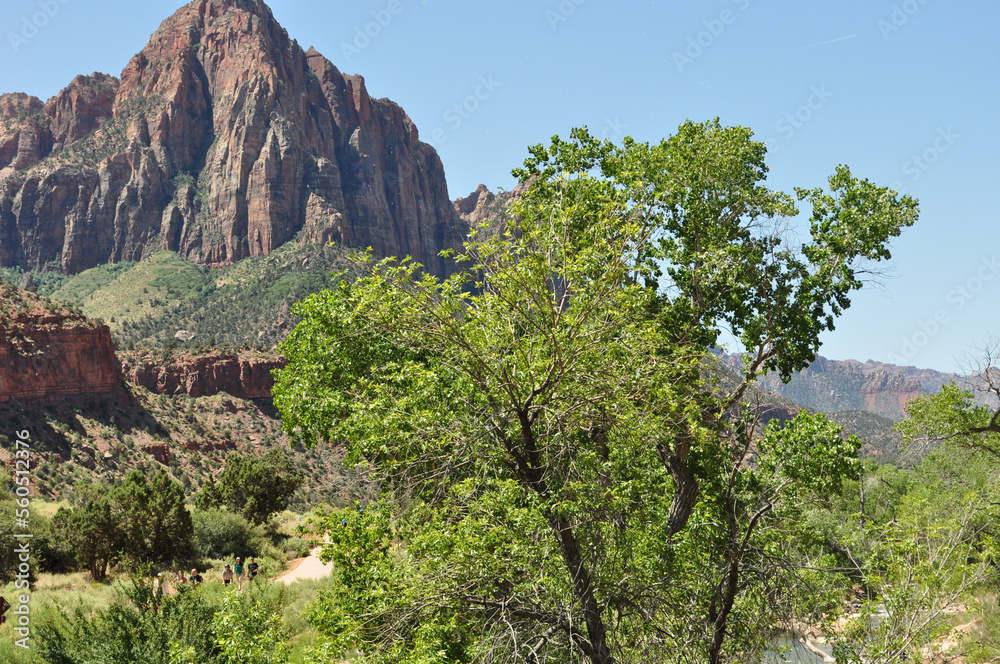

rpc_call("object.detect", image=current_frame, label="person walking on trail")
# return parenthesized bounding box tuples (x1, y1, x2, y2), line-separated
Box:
(247, 557, 259, 582)
(234, 557, 244, 591)
(222, 564, 233, 587)
(175, 570, 187, 588)
(154, 573, 164, 597)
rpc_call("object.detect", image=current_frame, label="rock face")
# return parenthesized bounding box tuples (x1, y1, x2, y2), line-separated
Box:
(452, 181, 532, 227)
(121, 350, 286, 399)
(725, 354, 931, 421)
(859, 370, 926, 420)
(0, 285, 120, 402)
(0, 0, 464, 277)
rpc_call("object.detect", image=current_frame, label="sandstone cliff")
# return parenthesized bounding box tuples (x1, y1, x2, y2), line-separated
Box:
(0, 284, 119, 401)
(0, 0, 464, 277)
(120, 349, 286, 399)
(723, 353, 930, 421)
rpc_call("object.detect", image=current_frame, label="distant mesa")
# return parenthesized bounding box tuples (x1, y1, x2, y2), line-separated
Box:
(0, 0, 465, 278)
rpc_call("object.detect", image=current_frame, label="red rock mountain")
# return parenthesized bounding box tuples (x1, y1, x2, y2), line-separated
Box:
(722, 353, 937, 421)
(0, 285, 119, 401)
(0, 0, 464, 276)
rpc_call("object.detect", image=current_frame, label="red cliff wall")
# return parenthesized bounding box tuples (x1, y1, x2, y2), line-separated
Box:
(0, 287, 119, 401)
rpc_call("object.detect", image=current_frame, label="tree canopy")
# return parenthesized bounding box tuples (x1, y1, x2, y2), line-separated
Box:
(274, 120, 918, 664)
(198, 450, 305, 525)
(53, 470, 193, 581)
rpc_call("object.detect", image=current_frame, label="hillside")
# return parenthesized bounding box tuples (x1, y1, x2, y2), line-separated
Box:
(0, 384, 360, 508)
(1, 240, 359, 349)
(720, 353, 970, 422)
(0, 284, 361, 506)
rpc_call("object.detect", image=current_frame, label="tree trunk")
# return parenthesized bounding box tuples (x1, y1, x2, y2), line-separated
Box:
(550, 514, 614, 664)
(663, 451, 699, 536)
(708, 555, 740, 664)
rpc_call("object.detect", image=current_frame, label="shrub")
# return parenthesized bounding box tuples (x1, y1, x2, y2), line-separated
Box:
(192, 508, 266, 559)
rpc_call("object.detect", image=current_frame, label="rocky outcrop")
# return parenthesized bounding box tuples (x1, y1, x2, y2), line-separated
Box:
(722, 353, 931, 421)
(0, 0, 465, 277)
(454, 184, 496, 224)
(859, 370, 925, 420)
(0, 285, 120, 402)
(120, 350, 286, 399)
(452, 181, 533, 228)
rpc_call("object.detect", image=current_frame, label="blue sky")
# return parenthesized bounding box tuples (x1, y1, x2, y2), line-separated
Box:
(1, 0, 997, 373)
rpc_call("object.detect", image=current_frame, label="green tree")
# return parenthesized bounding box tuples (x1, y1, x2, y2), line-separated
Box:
(52, 488, 118, 581)
(54, 471, 193, 580)
(195, 474, 224, 511)
(275, 121, 917, 663)
(217, 450, 304, 525)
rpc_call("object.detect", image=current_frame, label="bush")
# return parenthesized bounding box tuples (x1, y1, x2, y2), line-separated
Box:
(281, 536, 312, 559)
(192, 509, 267, 559)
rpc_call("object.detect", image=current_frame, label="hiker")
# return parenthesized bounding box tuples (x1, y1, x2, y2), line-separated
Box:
(233, 557, 244, 590)
(247, 557, 259, 582)
(222, 564, 233, 587)
(190, 568, 203, 586)
(175, 570, 187, 588)
(154, 573, 164, 597)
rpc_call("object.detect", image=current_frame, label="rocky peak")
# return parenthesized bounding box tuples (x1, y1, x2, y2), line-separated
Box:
(455, 184, 494, 216)
(0, 0, 465, 277)
(46, 74, 119, 151)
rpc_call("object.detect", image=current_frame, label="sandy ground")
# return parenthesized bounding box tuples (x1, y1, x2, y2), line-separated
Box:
(276, 547, 332, 584)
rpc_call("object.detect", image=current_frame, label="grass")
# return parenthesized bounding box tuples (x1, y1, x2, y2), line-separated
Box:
(31, 499, 69, 517)
(49, 261, 135, 304)
(0, 561, 335, 664)
(51, 251, 209, 332)
(0, 574, 117, 663)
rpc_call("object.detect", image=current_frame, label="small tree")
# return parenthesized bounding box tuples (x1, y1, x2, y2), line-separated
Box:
(54, 471, 193, 580)
(217, 450, 304, 525)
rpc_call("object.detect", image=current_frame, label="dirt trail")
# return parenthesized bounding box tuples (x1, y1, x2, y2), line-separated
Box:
(276, 547, 332, 584)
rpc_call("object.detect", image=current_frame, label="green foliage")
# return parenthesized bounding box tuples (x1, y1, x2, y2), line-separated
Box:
(192, 509, 267, 560)
(896, 381, 1000, 460)
(52, 471, 194, 580)
(206, 587, 290, 664)
(275, 122, 916, 663)
(36, 574, 221, 664)
(757, 411, 862, 495)
(0, 497, 58, 584)
(832, 449, 1000, 663)
(216, 450, 304, 526)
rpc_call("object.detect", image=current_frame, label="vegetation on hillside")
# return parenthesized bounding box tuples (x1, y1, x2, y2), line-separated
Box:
(1, 240, 362, 350)
(0, 385, 359, 507)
